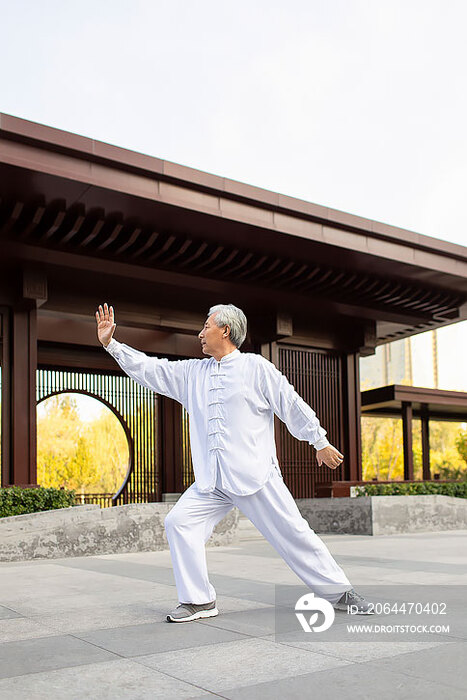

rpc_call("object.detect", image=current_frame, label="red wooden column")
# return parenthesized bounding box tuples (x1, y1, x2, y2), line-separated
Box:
(0, 307, 10, 487)
(402, 401, 414, 480)
(1, 306, 38, 487)
(344, 352, 362, 481)
(158, 396, 183, 500)
(420, 403, 431, 480)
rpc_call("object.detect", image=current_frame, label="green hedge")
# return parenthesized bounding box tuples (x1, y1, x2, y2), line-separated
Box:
(0, 486, 76, 518)
(355, 482, 467, 498)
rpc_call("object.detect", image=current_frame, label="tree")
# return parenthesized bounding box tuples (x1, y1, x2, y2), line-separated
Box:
(361, 416, 467, 481)
(37, 393, 129, 494)
(455, 429, 467, 465)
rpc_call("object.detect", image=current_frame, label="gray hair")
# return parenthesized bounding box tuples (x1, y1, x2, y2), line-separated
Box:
(208, 304, 247, 348)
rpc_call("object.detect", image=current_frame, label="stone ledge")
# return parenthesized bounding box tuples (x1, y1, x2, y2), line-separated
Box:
(297, 495, 467, 535)
(0, 502, 240, 562)
(2, 494, 464, 561)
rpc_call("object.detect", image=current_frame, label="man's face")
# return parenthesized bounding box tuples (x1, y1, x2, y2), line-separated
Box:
(198, 313, 228, 356)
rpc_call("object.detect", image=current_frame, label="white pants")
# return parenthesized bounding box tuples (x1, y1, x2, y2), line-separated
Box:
(164, 465, 352, 606)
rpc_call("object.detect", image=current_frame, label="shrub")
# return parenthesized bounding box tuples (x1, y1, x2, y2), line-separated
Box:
(355, 482, 467, 498)
(0, 486, 76, 518)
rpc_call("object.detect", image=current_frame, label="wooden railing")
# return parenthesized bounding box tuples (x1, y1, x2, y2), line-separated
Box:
(74, 492, 116, 508)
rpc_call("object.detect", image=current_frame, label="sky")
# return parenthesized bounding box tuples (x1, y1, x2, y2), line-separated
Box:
(1, 0, 466, 247)
(1, 0, 466, 396)
(36, 393, 107, 423)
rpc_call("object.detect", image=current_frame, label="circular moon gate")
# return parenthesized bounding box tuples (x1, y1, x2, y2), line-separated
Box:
(36, 368, 156, 504)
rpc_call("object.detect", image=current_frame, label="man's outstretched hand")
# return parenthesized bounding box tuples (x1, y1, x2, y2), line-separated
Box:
(96, 303, 116, 347)
(316, 444, 344, 470)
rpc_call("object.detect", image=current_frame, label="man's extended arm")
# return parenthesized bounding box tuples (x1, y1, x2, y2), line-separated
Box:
(95, 303, 191, 405)
(258, 356, 344, 469)
(258, 355, 329, 449)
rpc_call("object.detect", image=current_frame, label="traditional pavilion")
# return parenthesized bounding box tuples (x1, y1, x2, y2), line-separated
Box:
(1, 113, 466, 503)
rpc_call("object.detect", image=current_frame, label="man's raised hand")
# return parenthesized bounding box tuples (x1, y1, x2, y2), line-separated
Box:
(316, 445, 344, 470)
(95, 303, 116, 347)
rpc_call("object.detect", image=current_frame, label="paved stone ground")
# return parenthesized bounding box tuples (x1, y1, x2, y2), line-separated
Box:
(0, 529, 466, 699)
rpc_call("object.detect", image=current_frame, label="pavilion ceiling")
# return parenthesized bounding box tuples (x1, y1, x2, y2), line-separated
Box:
(0, 193, 465, 344)
(1, 111, 466, 347)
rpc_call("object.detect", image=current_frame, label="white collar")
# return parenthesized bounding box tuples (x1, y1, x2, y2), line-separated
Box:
(210, 348, 241, 364)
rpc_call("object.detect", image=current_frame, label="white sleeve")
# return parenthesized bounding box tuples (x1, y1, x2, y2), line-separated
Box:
(258, 356, 330, 451)
(104, 338, 192, 406)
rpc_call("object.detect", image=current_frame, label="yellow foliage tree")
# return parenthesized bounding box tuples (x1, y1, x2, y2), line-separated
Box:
(362, 415, 467, 481)
(37, 394, 129, 495)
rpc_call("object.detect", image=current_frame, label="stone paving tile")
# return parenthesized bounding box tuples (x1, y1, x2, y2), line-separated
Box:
(0, 634, 117, 680)
(335, 553, 467, 575)
(1, 588, 160, 618)
(54, 557, 178, 586)
(53, 556, 279, 606)
(0, 604, 23, 620)
(374, 570, 467, 585)
(101, 550, 177, 563)
(30, 596, 271, 635)
(258, 635, 444, 663)
(1, 532, 465, 698)
(76, 619, 248, 657)
(355, 640, 467, 690)
(137, 637, 350, 693)
(219, 661, 466, 699)
(202, 552, 301, 583)
(198, 605, 284, 637)
(1, 561, 158, 595)
(224, 541, 467, 574)
(0, 617, 66, 643)
(35, 602, 173, 635)
(0, 658, 220, 699)
(205, 577, 277, 605)
(68, 561, 279, 607)
(0, 564, 79, 596)
(327, 565, 417, 583)
(1, 569, 163, 617)
(197, 594, 271, 612)
(326, 531, 467, 565)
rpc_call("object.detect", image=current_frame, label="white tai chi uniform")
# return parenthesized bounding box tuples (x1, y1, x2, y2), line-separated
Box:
(104, 339, 352, 605)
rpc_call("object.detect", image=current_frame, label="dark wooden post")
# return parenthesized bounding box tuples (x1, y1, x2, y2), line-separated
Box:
(159, 396, 183, 500)
(402, 401, 414, 480)
(1, 306, 38, 487)
(345, 352, 362, 481)
(421, 403, 431, 480)
(0, 307, 11, 487)
(269, 342, 283, 464)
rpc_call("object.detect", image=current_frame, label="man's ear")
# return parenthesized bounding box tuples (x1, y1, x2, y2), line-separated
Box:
(224, 325, 230, 337)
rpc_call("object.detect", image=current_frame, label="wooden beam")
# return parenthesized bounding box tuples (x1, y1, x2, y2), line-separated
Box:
(2, 240, 438, 327)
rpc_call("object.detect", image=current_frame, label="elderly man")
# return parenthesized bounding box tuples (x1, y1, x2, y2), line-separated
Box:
(96, 302, 372, 621)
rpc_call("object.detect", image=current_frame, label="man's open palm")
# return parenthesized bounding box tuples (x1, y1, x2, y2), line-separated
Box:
(96, 303, 116, 347)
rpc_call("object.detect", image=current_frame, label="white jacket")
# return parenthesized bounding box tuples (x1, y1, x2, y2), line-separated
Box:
(104, 339, 330, 495)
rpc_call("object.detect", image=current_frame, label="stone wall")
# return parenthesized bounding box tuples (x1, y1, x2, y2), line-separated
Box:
(0, 502, 240, 562)
(370, 494, 467, 535)
(297, 496, 372, 535)
(1, 494, 465, 561)
(297, 495, 467, 535)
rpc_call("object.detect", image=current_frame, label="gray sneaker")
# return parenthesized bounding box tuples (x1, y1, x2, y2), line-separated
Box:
(166, 600, 218, 623)
(334, 589, 374, 614)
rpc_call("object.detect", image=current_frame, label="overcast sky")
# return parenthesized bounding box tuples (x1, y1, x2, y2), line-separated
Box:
(1, 0, 466, 248)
